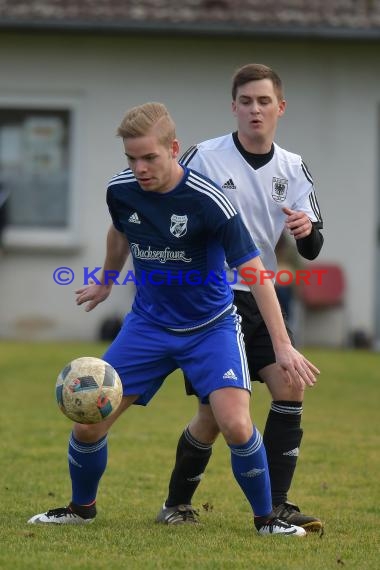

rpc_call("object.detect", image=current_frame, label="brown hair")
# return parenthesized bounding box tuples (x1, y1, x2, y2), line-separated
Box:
(117, 102, 176, 146)
(231, 64, 284, 101)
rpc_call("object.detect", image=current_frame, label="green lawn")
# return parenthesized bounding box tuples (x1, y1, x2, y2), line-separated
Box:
(1, 342, 379, 569)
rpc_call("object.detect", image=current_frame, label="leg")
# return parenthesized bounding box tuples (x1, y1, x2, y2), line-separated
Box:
(168, 403, 219, 506)
(82, 311, 174, 518)
(235, 290, 322, 532)
(156, 402, 219, 524)
(209, 387, 272, 516)
(209, 387, 305, 536)
(28, 396, 137, 525)
(259, 363, 304, 507)
(157, 308, 251, 524)
(260, 363, 322, 532)
(29, 311, 178, 525)
(68, 395, 137, 510)
(188, 402, 220, 443)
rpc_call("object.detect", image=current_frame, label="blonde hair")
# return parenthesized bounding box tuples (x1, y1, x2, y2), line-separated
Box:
(117, 102, 176, 146)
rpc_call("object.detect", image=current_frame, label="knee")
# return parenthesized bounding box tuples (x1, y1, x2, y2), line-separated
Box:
(269, 370, 305, 401)
(73, 422, 107, 443)
(219, 415, 253, 446)
(188, 405, 220, 443)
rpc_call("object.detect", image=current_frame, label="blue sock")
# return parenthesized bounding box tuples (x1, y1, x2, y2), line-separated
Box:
(68, 433, 108, 505)
(229, 428, 272, 517)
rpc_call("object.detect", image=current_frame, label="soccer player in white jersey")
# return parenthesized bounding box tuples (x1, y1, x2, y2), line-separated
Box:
(157, 64, 324, 532)
(28, 102, 319, 537)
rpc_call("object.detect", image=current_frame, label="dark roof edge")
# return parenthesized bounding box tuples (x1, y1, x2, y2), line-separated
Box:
(0, 19, 380, 40)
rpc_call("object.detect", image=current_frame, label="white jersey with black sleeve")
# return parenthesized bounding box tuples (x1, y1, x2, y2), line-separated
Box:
(180, 134, 323, 291)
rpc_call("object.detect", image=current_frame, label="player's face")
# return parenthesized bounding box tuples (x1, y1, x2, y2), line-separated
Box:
(232, 79, 286, 152)
(124, 134, 181, 193)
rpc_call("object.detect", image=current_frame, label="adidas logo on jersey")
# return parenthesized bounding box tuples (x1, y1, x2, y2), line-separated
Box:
(222, 178, 237, 190)
(128, 212, 141, 224)
(223, 368, 237, 381)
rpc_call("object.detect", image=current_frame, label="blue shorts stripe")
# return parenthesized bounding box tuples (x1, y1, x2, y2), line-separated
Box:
(232, 306, 251, 392)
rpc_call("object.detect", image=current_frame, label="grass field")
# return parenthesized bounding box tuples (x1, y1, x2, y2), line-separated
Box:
(1, 342, 379, 569)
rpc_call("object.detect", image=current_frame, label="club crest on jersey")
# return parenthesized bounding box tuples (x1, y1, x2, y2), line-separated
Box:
(170, 214, 188, 238)
(272, 177, 288, 202)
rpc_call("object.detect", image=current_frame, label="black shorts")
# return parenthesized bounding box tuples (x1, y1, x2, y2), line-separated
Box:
(184, 289, 295, 395)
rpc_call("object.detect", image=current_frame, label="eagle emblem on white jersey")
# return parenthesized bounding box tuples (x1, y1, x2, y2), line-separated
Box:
(272, 177, 288, 202)
(170, 214, 188, 238)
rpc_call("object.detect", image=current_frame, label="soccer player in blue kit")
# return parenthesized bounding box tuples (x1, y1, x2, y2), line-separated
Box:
(28, 102, 319, 536)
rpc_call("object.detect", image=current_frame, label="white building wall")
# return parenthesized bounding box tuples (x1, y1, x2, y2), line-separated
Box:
(0, 32, 378, 341)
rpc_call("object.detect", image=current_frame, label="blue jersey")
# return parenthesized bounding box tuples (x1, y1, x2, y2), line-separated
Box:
(107, 165, 259, 331)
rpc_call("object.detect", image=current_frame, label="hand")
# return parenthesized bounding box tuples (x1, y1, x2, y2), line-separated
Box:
(275, 344, 320, 389)
(282, 207, 312, 239)
(75, 280, 112, 312)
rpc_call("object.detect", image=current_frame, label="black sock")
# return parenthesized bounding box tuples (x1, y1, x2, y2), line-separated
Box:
(263, 401, 303, 507)
(165, 427, 212, 507)
(254, 511, 275, 530)
(69, 501, 97, 519)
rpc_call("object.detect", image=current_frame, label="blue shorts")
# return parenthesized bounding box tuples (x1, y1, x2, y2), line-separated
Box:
(102, 308, 251, 406)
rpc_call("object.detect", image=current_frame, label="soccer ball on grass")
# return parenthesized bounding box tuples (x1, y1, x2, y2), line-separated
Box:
(55, 356, 123, 424)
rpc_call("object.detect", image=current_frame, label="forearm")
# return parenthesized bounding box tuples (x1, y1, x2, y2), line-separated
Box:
(238, 258, 291, 350)
(237, 258, 320, 387)
(296, 223, 324, 260)
(100, 225, 130, 285)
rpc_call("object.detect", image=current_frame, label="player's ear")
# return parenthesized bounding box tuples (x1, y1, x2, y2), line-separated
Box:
(232, 100, 237, 116)
(278, 99, 286, 116)
(171, 139, 180, 158)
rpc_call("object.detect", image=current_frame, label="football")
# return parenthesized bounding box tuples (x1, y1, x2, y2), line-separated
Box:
(55, 356, 123, 424)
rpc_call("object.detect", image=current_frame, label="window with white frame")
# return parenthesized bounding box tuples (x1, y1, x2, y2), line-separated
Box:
(0, 104, 79, 249)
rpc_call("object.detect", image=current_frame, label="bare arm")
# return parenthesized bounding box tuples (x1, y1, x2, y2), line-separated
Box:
(237, 256, 319, 388)
(75, 225, 130, 312)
